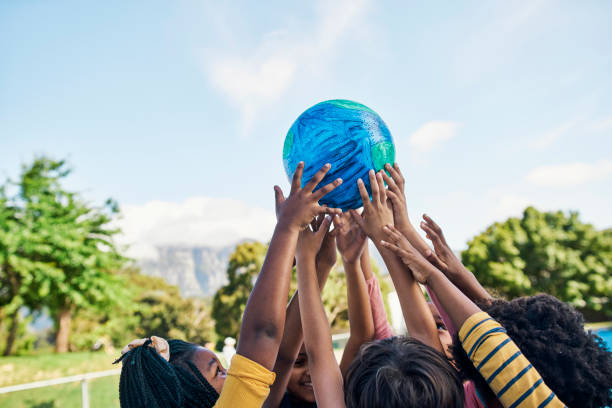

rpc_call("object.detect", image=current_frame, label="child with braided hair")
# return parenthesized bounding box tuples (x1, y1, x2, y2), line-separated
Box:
(115, 162, 343, 408)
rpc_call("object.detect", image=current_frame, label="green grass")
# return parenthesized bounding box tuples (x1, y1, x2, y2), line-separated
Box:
(0, 351, 119, 408)
(0, 376, 119, 408)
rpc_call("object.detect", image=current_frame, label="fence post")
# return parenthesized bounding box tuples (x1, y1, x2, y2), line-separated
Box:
(81, 378, 89, 408)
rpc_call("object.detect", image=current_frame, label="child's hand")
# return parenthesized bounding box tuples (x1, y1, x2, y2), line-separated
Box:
(350, 170, 394, 241)
(380, 224, 439, 284)
(315, 213, 338, 270)
(420, 214, 467, 278)
(334, 212, 367, 265)
(381, 163, 410, 234)
(274, 162, 342, 232)
(296, 215, 333, 264)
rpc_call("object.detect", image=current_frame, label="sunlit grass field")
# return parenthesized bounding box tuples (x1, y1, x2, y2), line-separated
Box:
(0, 351, 120, 408)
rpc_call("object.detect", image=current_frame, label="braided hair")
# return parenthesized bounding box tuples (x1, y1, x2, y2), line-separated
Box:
(115, 339, 219, 408)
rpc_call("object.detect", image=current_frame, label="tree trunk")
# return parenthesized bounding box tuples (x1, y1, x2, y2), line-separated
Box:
(3, 309, 20, 356)
(55, 308, 71, 353)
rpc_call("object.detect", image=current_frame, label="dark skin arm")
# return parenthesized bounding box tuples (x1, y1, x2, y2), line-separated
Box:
(380, 224, 480, 330)
(335, 213, 373, 376)
(296, 217, 345, 408)
(237, 162, 342, 370)
(351, 169, 442, 352)
(382, 163, 491, 303)
(420, 214, 492, 302)
(264, 215, 336, 408)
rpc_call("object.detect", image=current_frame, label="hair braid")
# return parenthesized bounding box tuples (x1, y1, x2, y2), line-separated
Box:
(115, 338, 220, 408)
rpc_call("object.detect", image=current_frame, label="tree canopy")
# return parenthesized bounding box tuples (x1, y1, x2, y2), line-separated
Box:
(462, 206, 611, 320)
(0, 157, 128, 353)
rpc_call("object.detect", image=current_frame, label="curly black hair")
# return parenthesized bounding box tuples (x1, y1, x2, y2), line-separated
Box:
(452, 294, 612, 408)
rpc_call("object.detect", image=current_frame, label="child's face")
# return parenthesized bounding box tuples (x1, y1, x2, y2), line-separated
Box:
(287, 344, 315, 403)
(191, 347, 227, 394)
(428, 303, 453, 359)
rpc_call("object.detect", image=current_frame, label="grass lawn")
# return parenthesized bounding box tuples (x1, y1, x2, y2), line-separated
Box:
(0, 351, 120, 408)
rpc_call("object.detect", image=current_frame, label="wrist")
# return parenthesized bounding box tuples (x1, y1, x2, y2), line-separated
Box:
(276, 218, 301, 234)
(341, 257, 359, 266)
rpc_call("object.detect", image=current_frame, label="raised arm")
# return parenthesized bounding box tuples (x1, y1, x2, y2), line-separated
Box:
(296, 217, 345, 408)
(380, 163, 492, 304)
(264, 216, 336, 408)
(351, 170, 442, 352)
(380, 226, 566, 408)
(237, 162, 342, 370)
(420, 214, 491, 302)
(334, 213, 373, 376)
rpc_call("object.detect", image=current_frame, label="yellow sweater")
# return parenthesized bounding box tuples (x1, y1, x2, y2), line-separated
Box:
(214, 353, 276, 408)
(459, 312, 566, 408)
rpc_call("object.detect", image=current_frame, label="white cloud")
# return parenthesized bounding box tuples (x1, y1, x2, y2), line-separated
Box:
(408, 121, 460, 153)
(526, 160, 612, 187)
(115, 197, 276, 259)
(203, 0, 370, 135)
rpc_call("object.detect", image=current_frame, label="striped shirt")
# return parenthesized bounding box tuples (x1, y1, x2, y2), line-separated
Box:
(459, 312, 566, 408)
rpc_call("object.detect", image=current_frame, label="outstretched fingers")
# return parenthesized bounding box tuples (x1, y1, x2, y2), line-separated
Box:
(312, 177, 343, 201)
(303, 163, 331, 193)
(290, 162, 304, 195)
(376, 171, 386, 205)
(368, 170, 379, 204)
(356, 178, 371, 209)
(381, 169, 401, 197)
(380, 239, 410, 260)
(316, 215, 333, 238)
(382, 224, 404, 244)
(422, 214, 444, 237)
(349, 209, 365, 231)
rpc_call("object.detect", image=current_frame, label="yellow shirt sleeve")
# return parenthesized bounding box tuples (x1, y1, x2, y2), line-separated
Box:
(214, 353, 276, 408)
(459, 312, 566, 408)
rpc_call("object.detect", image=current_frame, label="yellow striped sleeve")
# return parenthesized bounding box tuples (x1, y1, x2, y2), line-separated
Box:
(214, 353, 276, 408)
(459, 312, 566, 408)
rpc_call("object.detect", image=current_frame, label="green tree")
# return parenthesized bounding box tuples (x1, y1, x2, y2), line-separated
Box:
(212, 241, 267, 344)
(462, 207, 612, 320)
(13, 157, 128, 352)
(0, 178, 60, 355)
(71, 269, 216, 350)
(212, 241, 392, 342)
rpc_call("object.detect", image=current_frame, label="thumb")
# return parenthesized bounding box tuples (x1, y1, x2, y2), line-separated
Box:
(274, 185, 285, 204)
(318, 215, 332, 236)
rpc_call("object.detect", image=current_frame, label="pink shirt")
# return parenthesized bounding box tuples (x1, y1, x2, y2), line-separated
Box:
(365, 276, 394, 340)
(428, 287, 486, 408)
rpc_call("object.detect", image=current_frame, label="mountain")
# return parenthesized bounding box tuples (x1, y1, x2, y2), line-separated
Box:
(138, 243, 242, 298)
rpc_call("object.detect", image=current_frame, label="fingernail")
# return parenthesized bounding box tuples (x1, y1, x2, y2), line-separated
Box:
(299, 161, 304, 166)
(385, 163, 391, 169)
(357, 178, 363, 184)
(336, 178, 343, 184)
(324, 163, 331, 168)
(369, 169, 374, 175)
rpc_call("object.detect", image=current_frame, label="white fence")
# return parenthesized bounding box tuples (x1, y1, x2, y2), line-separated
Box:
(0, 368, 121, 408)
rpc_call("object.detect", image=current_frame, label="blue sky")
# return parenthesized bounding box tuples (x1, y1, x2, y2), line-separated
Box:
(1, 0, 611, 257)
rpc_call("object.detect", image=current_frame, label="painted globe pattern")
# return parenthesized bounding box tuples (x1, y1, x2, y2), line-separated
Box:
(283, 99, 395, 210)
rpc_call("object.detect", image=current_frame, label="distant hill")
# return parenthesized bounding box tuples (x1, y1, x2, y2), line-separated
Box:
(138, 242, 249, 298)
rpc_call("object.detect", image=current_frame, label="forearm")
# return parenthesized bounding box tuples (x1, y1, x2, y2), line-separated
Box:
(266, 264, 332, 408)
(448, 266, 492, 302)
(427, 268, 480, 330)
(360, 245, 374, 280)
(374, 241, 442, 352)
(398, 218, 431, 259)
(297, 259, 335, 363)
(340, 260, 374, 374)
(237, 222, 297, 369)
(297, 258, 344, 407)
